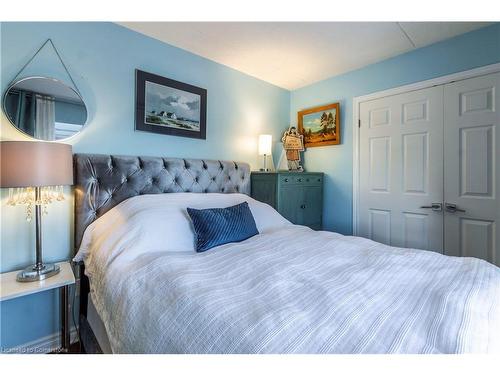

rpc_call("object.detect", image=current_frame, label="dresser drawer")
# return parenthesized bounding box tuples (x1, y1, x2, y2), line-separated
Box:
(280, 174, 323, 185)
(280, 175, 293, 184)
(295, 175, 322, 184)
(311, 175, 323, 184)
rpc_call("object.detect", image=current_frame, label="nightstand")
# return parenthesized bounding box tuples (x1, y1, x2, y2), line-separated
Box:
(0, 261, 75, 353)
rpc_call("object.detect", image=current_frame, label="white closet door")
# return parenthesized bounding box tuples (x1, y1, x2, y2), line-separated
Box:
(359, 86, 444, 251)
(443, 72, 500, 266)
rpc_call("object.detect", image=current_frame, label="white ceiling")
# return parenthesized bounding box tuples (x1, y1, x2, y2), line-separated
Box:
(13, 77, 82, 102)
(118, 22, 493, 90)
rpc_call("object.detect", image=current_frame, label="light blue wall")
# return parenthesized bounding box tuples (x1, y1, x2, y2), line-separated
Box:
(290, 23, 500, 235)
(0, 22, 290, 349)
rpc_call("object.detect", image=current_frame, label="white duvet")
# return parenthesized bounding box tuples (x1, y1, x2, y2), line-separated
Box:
(75, 193, 500, 354)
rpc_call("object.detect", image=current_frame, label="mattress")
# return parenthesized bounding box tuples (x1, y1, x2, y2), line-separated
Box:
(85, 225, 500, 353)
(75, 193, 500, 353)
(87, 293, 112, 354)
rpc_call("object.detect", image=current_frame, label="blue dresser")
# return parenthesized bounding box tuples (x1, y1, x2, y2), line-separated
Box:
(251, 172, 323, 230)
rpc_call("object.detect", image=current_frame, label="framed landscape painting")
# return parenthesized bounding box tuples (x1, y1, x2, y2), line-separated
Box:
(135, 69, 207, 139)
(298, 102, 340, 147)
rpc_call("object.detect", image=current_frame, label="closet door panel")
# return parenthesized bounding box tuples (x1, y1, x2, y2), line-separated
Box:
(359, 86, 444, 251)
(444, 72, 500, 266)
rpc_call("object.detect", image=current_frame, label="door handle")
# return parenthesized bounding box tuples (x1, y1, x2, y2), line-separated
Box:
(444, 203, 466, 213)
(300, 204, 306, 209)
(420, 203, 442, 211)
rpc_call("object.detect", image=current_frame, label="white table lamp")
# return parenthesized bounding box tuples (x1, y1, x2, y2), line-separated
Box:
(258, 134, 272, 172)
(1, 141, 73, 282)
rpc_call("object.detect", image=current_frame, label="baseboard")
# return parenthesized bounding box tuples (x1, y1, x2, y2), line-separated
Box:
(2, 327, 78, 354)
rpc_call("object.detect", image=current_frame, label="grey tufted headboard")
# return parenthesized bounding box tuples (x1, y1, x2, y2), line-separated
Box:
(73, 153, 251, 250)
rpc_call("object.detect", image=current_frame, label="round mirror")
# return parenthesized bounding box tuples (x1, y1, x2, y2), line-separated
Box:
(2, 76, 88, 141)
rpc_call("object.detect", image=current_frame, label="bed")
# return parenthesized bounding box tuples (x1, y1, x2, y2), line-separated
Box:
(73, 153, 500, 354)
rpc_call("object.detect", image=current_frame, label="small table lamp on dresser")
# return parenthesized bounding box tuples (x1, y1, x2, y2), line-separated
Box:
(258, 134, 272, 172)
(0, 141, 73, 282)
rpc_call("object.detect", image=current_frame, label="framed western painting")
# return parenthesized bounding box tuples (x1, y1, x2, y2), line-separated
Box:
(135, 69, 207, 139)
(298, 102, 340, 147)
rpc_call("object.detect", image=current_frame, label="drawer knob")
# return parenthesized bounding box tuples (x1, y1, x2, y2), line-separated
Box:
(298, 178, 302, 182)
(306, 178, 310, 182)
(300, 204, 306, 209)
(284, 178, 289, 182)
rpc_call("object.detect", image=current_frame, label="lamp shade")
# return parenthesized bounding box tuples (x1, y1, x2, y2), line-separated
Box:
(258, 134, 272, 155)
(0, 141, 73, 188)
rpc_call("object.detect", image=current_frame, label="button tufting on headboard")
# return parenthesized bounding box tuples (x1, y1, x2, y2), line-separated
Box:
(73, 153, 251, 250)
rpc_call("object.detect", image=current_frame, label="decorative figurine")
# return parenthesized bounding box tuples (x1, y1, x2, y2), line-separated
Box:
(281, 126, 304, 171)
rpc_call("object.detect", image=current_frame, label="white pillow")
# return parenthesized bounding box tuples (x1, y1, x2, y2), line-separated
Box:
(74, 193, 290, 263)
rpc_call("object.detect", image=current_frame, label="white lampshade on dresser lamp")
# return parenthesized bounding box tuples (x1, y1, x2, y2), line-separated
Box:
(258, 134, 272, 172)
(0, 141, 73, 282)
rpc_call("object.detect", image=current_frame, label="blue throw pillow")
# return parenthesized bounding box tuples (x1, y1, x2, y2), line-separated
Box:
(187, 201, 259, 252)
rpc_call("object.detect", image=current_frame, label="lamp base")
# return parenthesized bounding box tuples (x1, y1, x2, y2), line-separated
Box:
(16, 263, 60, 282)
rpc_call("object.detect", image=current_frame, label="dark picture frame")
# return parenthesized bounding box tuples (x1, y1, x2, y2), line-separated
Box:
(298, 102, 340, 147)
(135, 69, 207, 139)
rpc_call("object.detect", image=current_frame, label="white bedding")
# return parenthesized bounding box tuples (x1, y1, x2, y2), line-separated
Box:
(75, 194, 500, 354)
